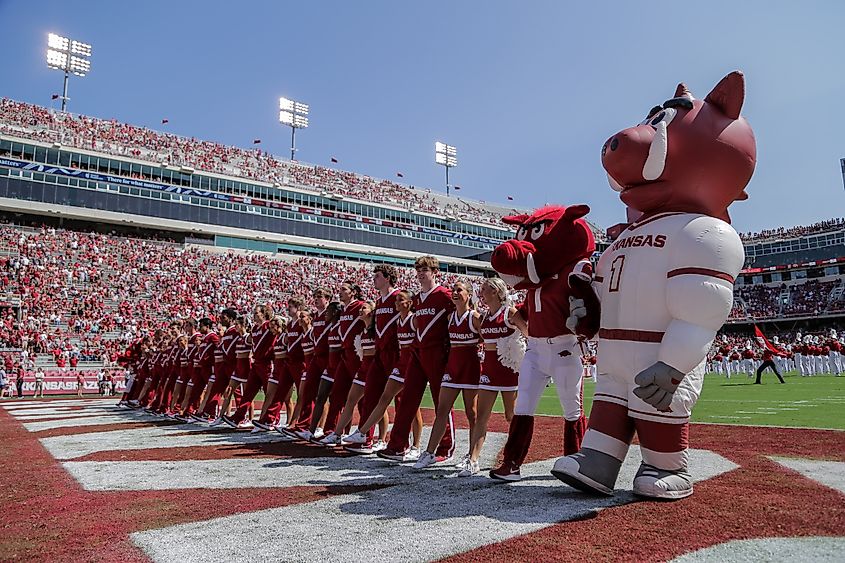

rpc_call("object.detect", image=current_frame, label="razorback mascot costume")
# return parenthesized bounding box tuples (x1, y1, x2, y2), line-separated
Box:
(553, 71, 755, 499)
(488, 204, 598, 481)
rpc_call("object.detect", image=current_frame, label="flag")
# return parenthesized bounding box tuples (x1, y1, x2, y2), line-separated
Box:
(507, 196, 514, 201)
(51, 94, 59, 100)
(396, 172, 404, 178)
(253, 139, 261, 144)
(161, 118, 169, 124)
(330, 157, 338, 163)
(453, 185, 461, 190)
(754, 325, 782, 354)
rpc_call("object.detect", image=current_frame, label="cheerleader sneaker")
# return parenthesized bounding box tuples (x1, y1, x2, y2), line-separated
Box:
(251, 420, 274, 432)
(373, 440, 387, 452)
(343, 429, 367, 445)
(235, 419, 253, 430)
(318, 432, 341, 447)
(413, 451, 437, 470)
(489, 462, 521, 482)
(207, 417, 224, 427)
(457, 459, 480, 477)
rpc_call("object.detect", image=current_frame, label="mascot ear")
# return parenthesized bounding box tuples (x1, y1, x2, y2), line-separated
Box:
(563, 204, 590, 221)
(674, 82, 693, 99)
(705, 71, 745, 119)
(502, 214, 529, 226)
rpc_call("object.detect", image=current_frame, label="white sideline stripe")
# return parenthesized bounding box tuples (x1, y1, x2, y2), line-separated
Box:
(40, 415, 290, 460)
(63, 429, 502, 490)
(670, 537, 845, 562)
(130, 447, 736, 563)
(16, 411, 123, 421)
(770, 457, 845, 495)
(11, 407, 122, 419)
(2, 399, 115, 410)
(24, 415, 147, 432)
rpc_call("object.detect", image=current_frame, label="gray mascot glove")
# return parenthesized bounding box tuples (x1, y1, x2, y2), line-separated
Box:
(633, 361, 685, 412)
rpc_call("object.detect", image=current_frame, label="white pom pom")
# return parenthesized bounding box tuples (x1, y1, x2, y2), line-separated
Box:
(496, 332, 526, 372)
(354, 333, 363, 361)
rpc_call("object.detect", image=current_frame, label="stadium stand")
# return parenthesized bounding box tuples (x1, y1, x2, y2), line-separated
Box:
(0, 222, 481, 373)
(0, 98, 521, 228)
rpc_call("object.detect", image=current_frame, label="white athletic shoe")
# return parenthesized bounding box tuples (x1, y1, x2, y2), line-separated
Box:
(457, 459, 480, 477)
(454, 453, 470, 467)
(294, 429, 314, 441)
(313, 427, 325, 440)
(207, 417, 224, 427)
(343, 429, 367, 445)
(318, 432, 341, 447)
(236, 419, 254, 430)
(413, 451, 437, 470)
(404, 446, 421, 462)
(373, 440, 387, 452)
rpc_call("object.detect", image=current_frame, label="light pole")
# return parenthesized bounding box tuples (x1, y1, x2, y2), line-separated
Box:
(46, 33, 92, 112)
(279, 97, 309, 160)
(435, 141, 457, 196)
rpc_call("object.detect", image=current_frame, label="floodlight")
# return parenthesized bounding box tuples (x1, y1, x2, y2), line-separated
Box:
(278, 95, 310, 159)
(69, 56, 90, 76)
(435, 140, 458, 195)
(46, 49, 68, 69)
(46, 32, 92, 111)
(48, 33, 69, 51)
(71, 40, 92, 56)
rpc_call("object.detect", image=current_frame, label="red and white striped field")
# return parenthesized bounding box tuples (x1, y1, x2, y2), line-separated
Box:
(1, 397, 843, 562)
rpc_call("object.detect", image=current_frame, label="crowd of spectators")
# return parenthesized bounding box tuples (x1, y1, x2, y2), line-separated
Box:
(738, 218, 845, 243)
(0, 223, 484, 372)
(729, 278, 844, 320)
(0, 98, 516, 227)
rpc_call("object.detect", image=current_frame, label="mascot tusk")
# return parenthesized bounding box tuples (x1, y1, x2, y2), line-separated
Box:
(526, 252, 541, 284)
(642, 120, 668, 181)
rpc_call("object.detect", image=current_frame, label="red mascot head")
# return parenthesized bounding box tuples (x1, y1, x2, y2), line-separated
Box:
(602, 71, 756, 223)
(490, 204, 595, 290)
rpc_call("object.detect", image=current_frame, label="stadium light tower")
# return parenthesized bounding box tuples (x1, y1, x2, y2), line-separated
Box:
(435, 141, 457, 196)
(46, 33, 92, 112)
(279, 97, 309, 160)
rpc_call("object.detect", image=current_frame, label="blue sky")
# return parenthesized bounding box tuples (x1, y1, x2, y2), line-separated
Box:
(1, 0, 843, 233)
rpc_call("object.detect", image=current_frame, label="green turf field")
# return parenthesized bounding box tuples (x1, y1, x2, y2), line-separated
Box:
(420, 371, 845, 430)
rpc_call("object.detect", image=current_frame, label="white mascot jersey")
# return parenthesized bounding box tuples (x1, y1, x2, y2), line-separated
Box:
(594, 211, 744, 421)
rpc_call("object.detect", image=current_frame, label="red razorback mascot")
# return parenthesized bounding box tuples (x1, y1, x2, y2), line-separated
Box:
(553, 71, 755, 499)
(487, 204, 598, 482)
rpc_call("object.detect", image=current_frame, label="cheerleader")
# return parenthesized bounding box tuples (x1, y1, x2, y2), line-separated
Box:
(210, 316, 250, 426)
(252, 314, 290, 430)
(321, 302, 388, 451)
(340, 290, 423, 452)
(286, 310, 314, 427)
(306, 301, 344, 440)
(472, 277, 527, 476)
(414, 280, 480, 472)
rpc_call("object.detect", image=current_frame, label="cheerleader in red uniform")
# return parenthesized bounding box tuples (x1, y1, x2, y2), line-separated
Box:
(414, 280, 481, 471)
(287, 310, 314, 427)
(322, 302, 384, 449)
(212, 316, 250, 425)
(338, 290, 423, 451)
(307, 301, 344, 440)
(472, 278, 527, 475)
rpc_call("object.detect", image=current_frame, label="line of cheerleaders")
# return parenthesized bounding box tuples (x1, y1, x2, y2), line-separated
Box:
(120, 256, 558, 478)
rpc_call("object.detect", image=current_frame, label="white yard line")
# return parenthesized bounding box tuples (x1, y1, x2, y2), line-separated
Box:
(130, 447, 736, 563)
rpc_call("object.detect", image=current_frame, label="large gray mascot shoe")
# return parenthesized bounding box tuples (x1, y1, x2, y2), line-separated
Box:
(551, 448, 621, 496)
(632, 463, 693, 500)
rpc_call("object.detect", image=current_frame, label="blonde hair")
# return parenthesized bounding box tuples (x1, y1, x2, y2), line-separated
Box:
(483, 277, 510, 308)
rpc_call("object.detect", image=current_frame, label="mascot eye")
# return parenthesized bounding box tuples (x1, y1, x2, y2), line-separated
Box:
(516, 227, 527, 241)
(530, 224, 545, 240)
(649, 107, 677, 128)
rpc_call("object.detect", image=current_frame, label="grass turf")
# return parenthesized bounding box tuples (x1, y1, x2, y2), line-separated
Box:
(419, 371, 845, 430)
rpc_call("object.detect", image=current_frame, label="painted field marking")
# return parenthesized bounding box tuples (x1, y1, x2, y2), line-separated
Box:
(40, 417, 290, 460)
(130, 446, 737, 563)
(63, 429, 505, 491)
(671, 537, 845, 562)
(770, 457, 845, 495)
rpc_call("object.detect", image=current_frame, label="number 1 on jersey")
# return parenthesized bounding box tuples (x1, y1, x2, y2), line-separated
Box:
(608, 254, 625, 293)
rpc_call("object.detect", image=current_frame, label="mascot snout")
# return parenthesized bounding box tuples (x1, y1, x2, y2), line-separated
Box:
(491, 239, 541, 287)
